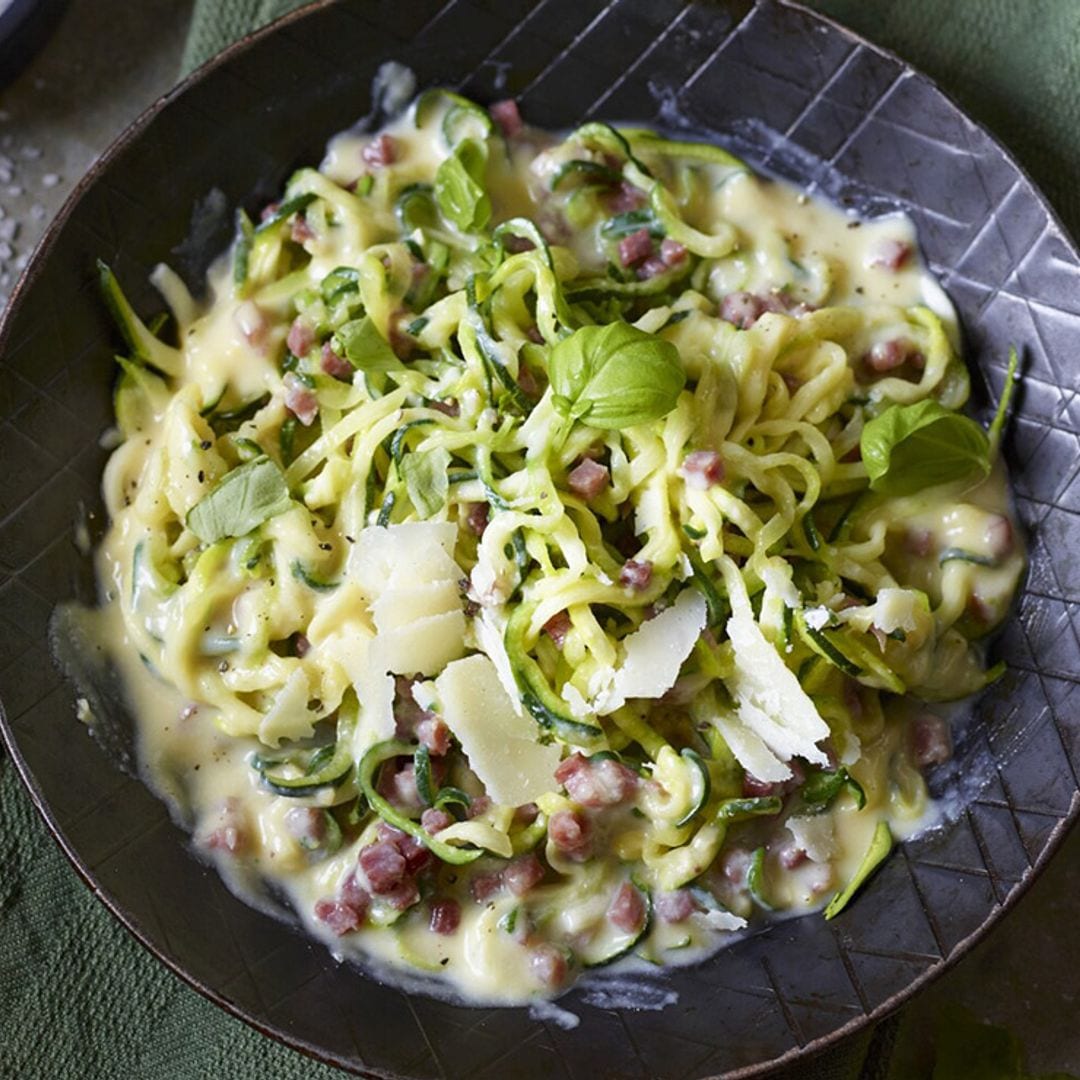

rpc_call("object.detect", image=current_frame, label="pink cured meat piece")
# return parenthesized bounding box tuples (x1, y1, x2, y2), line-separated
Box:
(321, 341, 354, 380)
(654, 889, 696, 924)
(286, 316, 315, 357)
(619, 559, 653, 591)
(554, 753, 637, 807)
(314, 898, 365, 935)
(362, 133, 397, 167)
(679, 449, 725, 489)
(429, 899, 462, 935)
(618, 227, 653, 267)
(548, 809, 592, 861)
(358, 841, 407, 894)
(567, 458, 609, 499)
(489, 99, 523, 138)
(283, 372, 318, 426)
(504, 854, 545, 897)
(607, 882, 647, 933)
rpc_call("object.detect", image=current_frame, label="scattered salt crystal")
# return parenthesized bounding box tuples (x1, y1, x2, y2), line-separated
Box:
(14, 252, 28, 270)
(42, 173, 60, 188)
(0, 219, 17, 242)
(20, 145, 42, 160)
(0, 167, 10, 184)
(30, 204, 45, 220)
(0, 242, 12, 260)
(6, 185, 22, 197)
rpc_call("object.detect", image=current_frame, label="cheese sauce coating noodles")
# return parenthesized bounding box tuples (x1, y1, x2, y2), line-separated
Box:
(88, 93, 1024, 1002)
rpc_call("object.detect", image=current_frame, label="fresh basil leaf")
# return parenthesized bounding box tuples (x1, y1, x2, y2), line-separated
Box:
(860, 400, 990, 496)
(401, 446, 450, 519)
(435, 137, 491, 232)
(186, 456, 292, 543)
(334, 316, 404, 372)
(802, 766, 866, 811)
(548, 321, 685, 429)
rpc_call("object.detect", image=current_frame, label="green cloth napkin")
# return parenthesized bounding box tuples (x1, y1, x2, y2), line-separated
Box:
(4, 3, 1078, 1079)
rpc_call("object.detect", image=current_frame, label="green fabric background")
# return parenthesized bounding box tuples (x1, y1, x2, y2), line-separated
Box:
(3, 2, 1078, 1078)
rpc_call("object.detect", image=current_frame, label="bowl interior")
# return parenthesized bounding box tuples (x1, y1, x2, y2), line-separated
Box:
(3, 1, 1080, 1077)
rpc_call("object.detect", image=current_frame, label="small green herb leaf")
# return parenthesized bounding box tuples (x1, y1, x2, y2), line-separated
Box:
(861, 400, 990, 496)
(802, 766, 866, 811)
(401, 446, 450, 519)
(824, 820, 892, 919)
(548, 321, 685, 430)
(186, 456, 292, 543)
(435, 138, 491, 232)
(334, 316, 404, 372)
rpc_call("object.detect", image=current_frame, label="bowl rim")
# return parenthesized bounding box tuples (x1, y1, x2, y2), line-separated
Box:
(1, 1, 1078, 1076)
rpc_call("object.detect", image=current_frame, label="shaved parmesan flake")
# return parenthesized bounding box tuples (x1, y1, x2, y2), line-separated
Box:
(353, 658, 395, 758)
(804, 606, 831, 631)
(317, 622, 374, 689)
(758, 557, 798, 640)
(560, 682, 592, 719)
(371, 580, 460, 633)
(435, 654, 561, 805)
(702, 909, 748, 932)
(598, 589, 707, 715)
(710, 711, 791, 782)
(258, 667, 313, 746)
(719, 556, 830, 767)
(305, 582, 370, 644)
(474, 607, 523, 717)
(376, 609, 466, 676)
(786, 815, 838, 864)
(349, 522, 460, 598)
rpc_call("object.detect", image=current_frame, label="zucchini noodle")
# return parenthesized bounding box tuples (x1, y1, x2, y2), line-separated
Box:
(90, 91, 1025, 1003)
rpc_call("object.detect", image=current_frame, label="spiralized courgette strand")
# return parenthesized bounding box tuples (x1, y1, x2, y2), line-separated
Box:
(95, 91, 1023, 1002)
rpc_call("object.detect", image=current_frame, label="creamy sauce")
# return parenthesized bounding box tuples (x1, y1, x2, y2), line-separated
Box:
(76, 95, 1024, 1005)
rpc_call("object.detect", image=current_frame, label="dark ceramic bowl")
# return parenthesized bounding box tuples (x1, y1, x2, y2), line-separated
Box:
(3, 1, 1079, 1076)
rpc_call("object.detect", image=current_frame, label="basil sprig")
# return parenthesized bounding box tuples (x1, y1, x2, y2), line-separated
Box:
(186, 455, 292, 543)
(435, 137, 491, 232)
(548, 322, 685, 430)
(333, 316, 403, 372)
(401, 447, 450, 519)
(860, 400, 990, 496)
